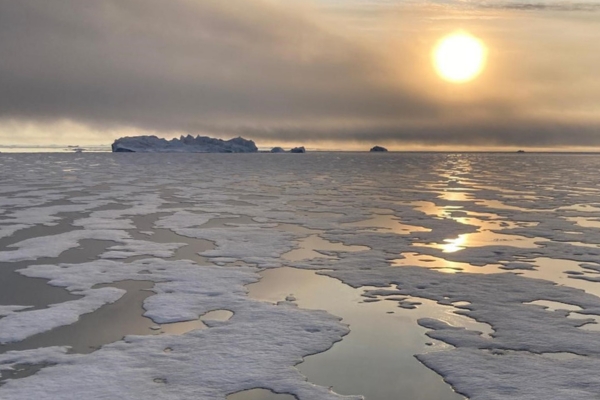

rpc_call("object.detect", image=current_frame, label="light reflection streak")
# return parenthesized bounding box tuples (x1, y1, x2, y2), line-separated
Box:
(392, 252, 504, 274)
(417, 156, 546, 253)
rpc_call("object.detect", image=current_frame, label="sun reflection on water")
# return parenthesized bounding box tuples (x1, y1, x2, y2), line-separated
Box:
(440, 234, 468, 253)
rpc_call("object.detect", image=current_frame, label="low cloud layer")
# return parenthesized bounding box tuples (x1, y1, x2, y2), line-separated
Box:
(0, 0, 598, 148)
(480, 1, 600, 12)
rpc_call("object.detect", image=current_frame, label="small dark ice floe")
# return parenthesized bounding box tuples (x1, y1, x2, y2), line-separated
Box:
(270, 147, 286, 153)
(290, 146, 306, 153)
(370, 146, 388, 152)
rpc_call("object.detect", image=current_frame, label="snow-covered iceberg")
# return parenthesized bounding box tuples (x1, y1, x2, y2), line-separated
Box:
(111, 135, 258, 153)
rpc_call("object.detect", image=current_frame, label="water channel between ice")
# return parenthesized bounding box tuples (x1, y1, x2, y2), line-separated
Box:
(246, 267, 469, 400)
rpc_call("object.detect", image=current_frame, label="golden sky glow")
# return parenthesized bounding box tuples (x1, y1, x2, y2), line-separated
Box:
(0, 0, 598, 149)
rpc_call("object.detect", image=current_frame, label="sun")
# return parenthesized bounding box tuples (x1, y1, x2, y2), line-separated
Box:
(433, 32, 487, 83)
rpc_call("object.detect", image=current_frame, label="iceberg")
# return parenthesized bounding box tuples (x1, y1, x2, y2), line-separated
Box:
(111, 135, 258, 153)
(290, 146, 306, 153)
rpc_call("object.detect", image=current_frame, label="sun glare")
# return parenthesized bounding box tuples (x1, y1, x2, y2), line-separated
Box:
(433, 32, 487, 83)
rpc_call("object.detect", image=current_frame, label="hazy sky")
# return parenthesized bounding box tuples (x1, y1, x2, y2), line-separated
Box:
(0, 0, 598, 149)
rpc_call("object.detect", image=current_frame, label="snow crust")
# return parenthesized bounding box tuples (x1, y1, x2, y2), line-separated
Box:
(0, 230, 130, 262)
(0, 288, 125, 344)
(3, 153, 600, 399)
(0, 306, 31, 317)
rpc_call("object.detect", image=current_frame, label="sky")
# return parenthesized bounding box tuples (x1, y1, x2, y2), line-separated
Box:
(0, 0, 598, 150)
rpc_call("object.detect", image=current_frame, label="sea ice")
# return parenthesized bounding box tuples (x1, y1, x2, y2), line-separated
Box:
(2, 153, 600, 399)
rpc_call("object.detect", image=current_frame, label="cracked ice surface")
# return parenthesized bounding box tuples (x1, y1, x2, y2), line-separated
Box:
(2, 153, 600, 399)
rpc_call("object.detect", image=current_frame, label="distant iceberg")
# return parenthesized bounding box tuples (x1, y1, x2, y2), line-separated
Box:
(112, 135, 258, 153)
